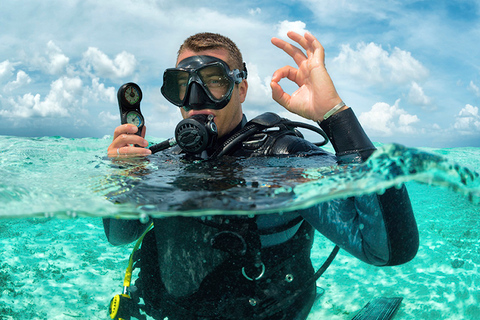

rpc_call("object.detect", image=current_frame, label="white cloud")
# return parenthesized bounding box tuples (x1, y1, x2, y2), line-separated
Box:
(243, 62, 271, 105)
(81, 47, 137, 80)
(83, 78, 116, 105)
(468, 81, 480, 97)
(98, 110, 119, 127)
(358, 100, 420, 136)
(276, 20, 308, 40)
(454, 104, 480, 134)
(1, 77, 83, 118)
(459, 104, 479, 118)
(249, 7, 261, 15)
(0, 60, 16, 81)
(407, 81, 432, 107)
(332, 42, 429, 86)
(4, 70, 31, 92)
(34, 41, 71, 75)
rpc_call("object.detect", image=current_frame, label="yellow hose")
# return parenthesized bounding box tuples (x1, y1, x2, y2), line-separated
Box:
(122, 223, 154, 289)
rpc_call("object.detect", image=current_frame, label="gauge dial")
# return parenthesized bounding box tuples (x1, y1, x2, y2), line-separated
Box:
(124, 85, 140, 105)
(126, 111, 144, 127)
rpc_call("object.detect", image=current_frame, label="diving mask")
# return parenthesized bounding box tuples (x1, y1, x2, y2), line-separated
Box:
(161, 55, 247, 110)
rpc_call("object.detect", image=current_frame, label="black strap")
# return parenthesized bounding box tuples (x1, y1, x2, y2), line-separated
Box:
(312, 245, 340, 282)
(211, 123, 260, 158)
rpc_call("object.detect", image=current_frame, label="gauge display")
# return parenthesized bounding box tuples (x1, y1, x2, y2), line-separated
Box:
(126, 111, 144, 127)
(124, 85, 140, 105)
(118, 82, 144, 136)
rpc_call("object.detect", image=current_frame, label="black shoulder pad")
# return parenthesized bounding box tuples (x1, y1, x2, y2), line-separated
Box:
(248, 112, 283, 127)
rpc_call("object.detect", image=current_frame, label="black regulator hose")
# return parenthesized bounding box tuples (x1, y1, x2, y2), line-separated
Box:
(149, 137, 177, 154)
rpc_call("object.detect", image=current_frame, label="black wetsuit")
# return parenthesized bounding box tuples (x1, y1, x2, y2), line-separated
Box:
(103, 108, 419, 320)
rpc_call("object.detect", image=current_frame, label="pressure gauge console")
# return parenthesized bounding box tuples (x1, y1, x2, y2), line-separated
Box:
(117, 82, 144, 136)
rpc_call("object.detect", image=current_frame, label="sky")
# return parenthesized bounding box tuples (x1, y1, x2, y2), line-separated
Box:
(1, 0, 480, 148)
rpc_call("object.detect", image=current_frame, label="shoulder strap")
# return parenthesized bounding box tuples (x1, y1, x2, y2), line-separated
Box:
(210, 112, 329, 158)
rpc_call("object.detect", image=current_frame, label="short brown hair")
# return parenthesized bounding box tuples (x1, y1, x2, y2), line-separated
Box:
(178, 32, 244, 71)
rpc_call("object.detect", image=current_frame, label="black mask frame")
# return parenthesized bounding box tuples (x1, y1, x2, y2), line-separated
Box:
(161, 55, 247, 110)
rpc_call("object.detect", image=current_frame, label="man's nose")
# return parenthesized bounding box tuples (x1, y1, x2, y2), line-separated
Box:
(185, 82, 208, 110)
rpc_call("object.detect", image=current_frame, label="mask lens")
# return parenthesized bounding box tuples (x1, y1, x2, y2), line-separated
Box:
(163, 70, 190, 106)
(198, 65, 233, 100)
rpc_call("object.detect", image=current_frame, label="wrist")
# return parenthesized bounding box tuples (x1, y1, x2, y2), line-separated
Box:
(318, 108, 375, 161)
(323, 101, 346, 120)
(315, 101, 349, 123)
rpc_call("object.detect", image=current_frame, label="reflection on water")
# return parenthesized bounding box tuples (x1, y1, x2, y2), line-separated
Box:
(0, 136, 479, 319)
(101, 143, 480, 216)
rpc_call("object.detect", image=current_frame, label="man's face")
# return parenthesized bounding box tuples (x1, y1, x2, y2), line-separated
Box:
(176, 49, 248, 138)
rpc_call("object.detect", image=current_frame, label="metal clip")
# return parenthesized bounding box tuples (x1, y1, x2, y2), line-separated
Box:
(242, 262, 265, 281)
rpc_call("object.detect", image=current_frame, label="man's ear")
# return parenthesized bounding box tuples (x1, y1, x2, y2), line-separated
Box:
(239, 80, 248, 103)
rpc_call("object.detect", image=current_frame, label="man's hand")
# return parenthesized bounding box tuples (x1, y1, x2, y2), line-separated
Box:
(107, 124, 151, 158)
(270, 31, 348, 122)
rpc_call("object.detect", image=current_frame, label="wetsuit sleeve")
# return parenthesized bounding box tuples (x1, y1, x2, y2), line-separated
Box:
(301, 108, 419, 266)
(319, 107, 376, 162)
(103, 218, 152, 246)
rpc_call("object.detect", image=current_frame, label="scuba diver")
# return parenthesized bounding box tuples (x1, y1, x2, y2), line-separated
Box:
(104, 31, 419, 319)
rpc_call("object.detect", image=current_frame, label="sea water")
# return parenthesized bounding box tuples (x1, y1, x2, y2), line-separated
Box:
(0, 135, 479, 319)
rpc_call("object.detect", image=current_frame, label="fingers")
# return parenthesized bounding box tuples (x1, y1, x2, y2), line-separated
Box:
(108, 145, 152, 158)
(271, 31, 325, 65)
(285, 31, 309, 51)
(108, 124, 151, 158)
(111, 132, 149, 148)
(271, 36, 307, 67)
(270, 65, 299, 108)
(302, 32, 325, 64)
(270, 80, 291, 109)
(113, 124, 139, 140)
(271, 65, 298, 83)
(287, 31, 324, 54)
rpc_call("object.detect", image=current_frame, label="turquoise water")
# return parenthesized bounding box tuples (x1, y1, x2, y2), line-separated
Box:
(1, 135, 479, 319)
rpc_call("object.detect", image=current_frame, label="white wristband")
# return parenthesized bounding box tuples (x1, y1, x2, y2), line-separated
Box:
(323, 101, 346, 120)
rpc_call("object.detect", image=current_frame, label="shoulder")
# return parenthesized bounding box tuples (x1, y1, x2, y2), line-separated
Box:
(227, 112, 333, 158)
(270, 134, 322, 155)
(240, 131, 334, 160)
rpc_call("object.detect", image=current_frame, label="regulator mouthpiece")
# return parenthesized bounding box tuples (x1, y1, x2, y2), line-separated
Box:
(175, 114, 218, 154)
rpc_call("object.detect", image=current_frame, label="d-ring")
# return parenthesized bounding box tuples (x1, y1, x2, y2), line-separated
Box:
(242, 263, 265, 281)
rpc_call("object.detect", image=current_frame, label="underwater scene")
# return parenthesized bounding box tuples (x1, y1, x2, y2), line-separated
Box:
(0, 135, 479, 319)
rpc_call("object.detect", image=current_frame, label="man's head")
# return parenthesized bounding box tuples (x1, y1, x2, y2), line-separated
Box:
(177, 32, 244, 71)
(166, 32, 248, 138)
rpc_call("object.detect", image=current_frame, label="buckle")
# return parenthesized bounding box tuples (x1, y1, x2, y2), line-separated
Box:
(242, 262, 265, 281)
